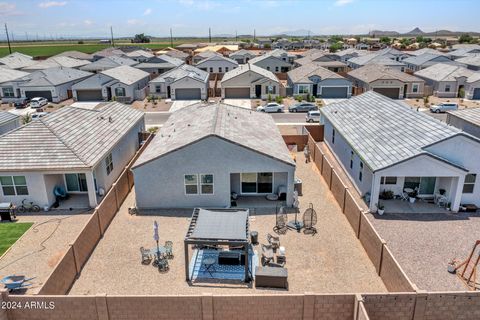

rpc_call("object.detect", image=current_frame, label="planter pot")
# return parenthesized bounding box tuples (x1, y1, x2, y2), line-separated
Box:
(409, 197, 416, 204)
(447, 264, 456, 274)
(377, 209, 385, 216)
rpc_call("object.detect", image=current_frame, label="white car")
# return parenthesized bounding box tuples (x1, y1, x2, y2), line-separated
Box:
(256, 102, 284, 113)
(306, 110, 321, 122)
(31, 112, 49, 121)
(30, 97, 49, 109)
(429, 103, 458, 113)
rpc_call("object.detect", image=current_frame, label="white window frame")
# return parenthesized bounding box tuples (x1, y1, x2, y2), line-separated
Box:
(412, 83, 419, 93)
(2, 87, 15, 98)
(298, 84, 310, 94)
(0, 175, 28, 196)
(463, 174, 476, 194)
(200, 174, 214, 195)
(64, 173, 88, 193)
(105, 153, 114, 176)
(184, 174, 199, 195)
(115, 87, 126, 97)
(445, 84, 451, 92)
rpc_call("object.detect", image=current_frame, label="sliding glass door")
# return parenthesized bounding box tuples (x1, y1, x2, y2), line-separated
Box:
(404, 176, 436, 195)
(241, 172, 273, 194)
(65, 173, 88, 192)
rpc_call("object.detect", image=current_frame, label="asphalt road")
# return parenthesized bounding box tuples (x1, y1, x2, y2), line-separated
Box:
(145, 111, 308, 126)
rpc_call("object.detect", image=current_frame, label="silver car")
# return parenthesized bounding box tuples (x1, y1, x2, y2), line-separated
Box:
(306, 110, 320, 122)
(430, 103, 458, 113)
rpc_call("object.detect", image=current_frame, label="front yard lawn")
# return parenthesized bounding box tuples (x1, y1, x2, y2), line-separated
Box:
(0, 223, 33, 256)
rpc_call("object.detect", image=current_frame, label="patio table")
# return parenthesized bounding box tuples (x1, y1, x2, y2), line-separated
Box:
(203, 257, 216, 277)
(403, 188, 414, 194)
(149, 247, 167, 258)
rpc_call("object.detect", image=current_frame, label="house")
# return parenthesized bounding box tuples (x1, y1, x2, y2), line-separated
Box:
(53, 50, 94, 61)
(125, 50, 155, 62)
(331, 48, 369, 62)
(403, 53, 458, 72)
(0, 67, 29, 103)
(414, 63, 480, 99)
(22, 56, 90, 72)
(134, 54, 184, 76)
(193, 45, 239, 55)
(448, 46, 480, 60)
(320, 91, 480, 213)
(192, 51, 220, 64)
(72, 65, 150, 103)
(295, 52, 348, 73)
(248, 50, 293, 73)
(175, 43, 204, 54)
(348, 55, 407, 71)
(347, 64, 425, 99)
(447, 108, 480, 138)
(287, 63, 352, 98)
(164, 49, 189, 62)
(131, 102, 295, 209)
(0, 103, 144, 208)
(195, 55, 239, 74)
(92, 48, 127, 60)
(409, 48, 444, 56)
(0, 112, 20, 135)
(0, 52, 36, 70)
(221, 64, 280, 99)
(229, 49, 257, 64)
(256, 38, 273, 49)
(149, 64, 209, 100)
(2, 67, 92, 103)
(456, 55, 480, 71)
(80, 56, 138, 73)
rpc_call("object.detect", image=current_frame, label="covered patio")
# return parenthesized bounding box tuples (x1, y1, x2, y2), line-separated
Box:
(184, 208, 255, 283)
(381, 199, 450, 214)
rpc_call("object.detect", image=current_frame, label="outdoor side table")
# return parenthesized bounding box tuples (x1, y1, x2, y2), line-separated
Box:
(255, 266, 288, 289)
(203, 257, 216, 277)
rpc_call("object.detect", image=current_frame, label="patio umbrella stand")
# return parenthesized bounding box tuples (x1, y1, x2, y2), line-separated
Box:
(287, 211, 303, 232)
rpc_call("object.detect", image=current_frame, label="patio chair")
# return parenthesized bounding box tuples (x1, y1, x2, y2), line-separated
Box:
(273, 206, 288, 235)
(261, 244, 275, 266)
(267, 233, 280, 251)
(140, 247, 151, 265)
(302, 203, 317, 235)
(164, 241, 174, 259)
(155, 256, 169, 273)
(399, 192, 409, 201)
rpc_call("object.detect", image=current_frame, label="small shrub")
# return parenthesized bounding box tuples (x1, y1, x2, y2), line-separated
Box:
(267, 94, 272, 102)
(275, 96, 283, 104)
(295, 95, 303, 102)
(21, 113, 32, 124)
(147, 126, 159, 134)
(424, 96, 429, 104)
(77, 40, 84, 44)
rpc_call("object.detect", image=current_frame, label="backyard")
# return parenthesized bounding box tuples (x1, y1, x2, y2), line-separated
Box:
(0, 223, 33, 256)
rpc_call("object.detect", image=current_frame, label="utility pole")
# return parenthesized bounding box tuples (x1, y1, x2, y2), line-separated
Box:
(170, 28, 173, 47)
(208, 27, 211, 43)
(254, 29, 256, 42)
(235, 30, 238, 42)
(25, 32, 28, 41)
(110, 26, 115, 47)
(4, 24, 12, 54)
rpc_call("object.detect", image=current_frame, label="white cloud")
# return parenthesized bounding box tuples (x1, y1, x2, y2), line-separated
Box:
(334, 0, 354, 6)
(83, 20, 93, 26)
(0, 2, 22, 16)
(38, 1, 67, 8)
(144, 8, 152, 15)
(178, 0, 219, 11)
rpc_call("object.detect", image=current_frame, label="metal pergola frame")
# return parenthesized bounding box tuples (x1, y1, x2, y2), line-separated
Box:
(184, 208, 250, 283)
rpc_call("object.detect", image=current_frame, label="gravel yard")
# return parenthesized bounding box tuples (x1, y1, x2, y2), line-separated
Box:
(367, 210, 480, 291)
(70, 152, 386, 295)
(0, 210, 91, 294)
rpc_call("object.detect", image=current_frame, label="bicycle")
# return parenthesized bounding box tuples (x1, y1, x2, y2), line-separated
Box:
(17, 199, 41, 214)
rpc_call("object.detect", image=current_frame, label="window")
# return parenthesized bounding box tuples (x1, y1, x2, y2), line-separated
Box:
(2, 87, 15, 98)
(184, 174, 198, 194)
(218, 67, 222, 73)
(412, 84, 419, 93)
(105, 153, 114, 175)
(115, 87, 126, 97)
(200, 174, 214, 194)
(266, 66, 270, 71)
(0, 176, 28, 196)
(275, 66, 279, 72)
(241, 172, 273, 194)
(65, 173, 88, 192)
(266, 85, 276, 94)
(350, 151, 354, 169)
(381, 177, 397, 185)
(155, 85, 161, 93)
(209, 67, 214, 73)
(359, 162, 363, 181)
(445, 84, 451, 92)
(298, 85, 309, 94)
(225, 67, 229, 72)
(463, 174, 476, 194)
(401, 67, 405, 72)
(332, 128, 335, 144)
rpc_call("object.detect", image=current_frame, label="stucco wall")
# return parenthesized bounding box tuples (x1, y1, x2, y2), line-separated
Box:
(447, 113, 480, 139)
(196, 59, 238, 73)
(0, 118, 20, 136)
(252, 56, 291, 72)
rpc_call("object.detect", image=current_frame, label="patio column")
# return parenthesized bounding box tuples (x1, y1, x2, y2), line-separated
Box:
(244, 243, 249, 283)
(369, 174, 382, 212)
(85, 171, 98, 208)
(450, 175, 465, 213)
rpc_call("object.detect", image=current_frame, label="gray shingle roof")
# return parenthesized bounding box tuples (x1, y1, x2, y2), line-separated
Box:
(133, 103, 295, 168)
(125, 50, 154, 59)
(0, 66, 29, 84)
(449, 47, 480, 58)
(348, 64, 424, 83)
(0, 112, 19, 126)
(447, 108, 480, 127)
(0, 103, 144, 171)
(165, 50, 189, 60)
(80, 56, 138, 72)
(409, 48, 445, 56)
(101, 65, 149, 85)
(18, 67, 92, 87)
(222, 63, 278, 83)
(150, 64, 208, 84)
(288, 63, 344, 83)
(414, 63, 478, 82)
(320, 91, 460, 172)
(349, 54, 406, 67)
(135, 54, 184, 70)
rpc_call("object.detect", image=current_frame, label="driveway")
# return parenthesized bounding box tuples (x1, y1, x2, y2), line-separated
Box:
(223, 99, 253, 110)
(69, 102, 102, 110)
(322, 98, 347, 106)
(169, 100, 200, 112)
(8, 107, 34, 116)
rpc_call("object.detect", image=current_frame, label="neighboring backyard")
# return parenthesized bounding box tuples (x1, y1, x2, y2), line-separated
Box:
(0, 223, 33, 256)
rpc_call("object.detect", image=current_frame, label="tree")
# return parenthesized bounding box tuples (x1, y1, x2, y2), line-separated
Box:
(329, 35, 343, 43)
(131, 33, 150, 43)
(416, 36, 424, 43)
(329, 42, 343, 53)
(459, 34, 473, 44)
(263, 43, 271, 49)
(380, 36, 391, 44)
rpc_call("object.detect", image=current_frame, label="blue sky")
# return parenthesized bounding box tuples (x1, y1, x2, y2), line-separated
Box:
(0, 0, 479, 39)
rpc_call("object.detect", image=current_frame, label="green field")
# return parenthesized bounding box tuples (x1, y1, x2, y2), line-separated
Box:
(0, 222, 33, 256)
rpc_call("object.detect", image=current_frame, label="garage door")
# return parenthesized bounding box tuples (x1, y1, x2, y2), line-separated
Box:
(473, 88, 480, 100)
(373, 87, 400, 99)
(175, 88, 201, 100)
(321, 87, 348, 98)
(25, 90, 52, 101)
(225, 87, 250, 99)
(76, 89, 103, 101)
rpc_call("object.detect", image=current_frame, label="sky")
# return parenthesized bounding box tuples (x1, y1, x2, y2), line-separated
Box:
(0, 0, 479, 39)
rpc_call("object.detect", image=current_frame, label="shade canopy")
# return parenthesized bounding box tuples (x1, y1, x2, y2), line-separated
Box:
(189, 209, 249, 242)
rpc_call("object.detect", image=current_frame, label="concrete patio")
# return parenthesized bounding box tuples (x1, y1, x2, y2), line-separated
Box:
(382, 199, 449, 214)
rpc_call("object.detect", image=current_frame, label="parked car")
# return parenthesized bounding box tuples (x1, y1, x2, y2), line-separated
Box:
(430, 103, 458, 113)
(31, 112, 49, 121)
(30, 97, 48, 109)
(288, 102, 317, 113)
(13, 98, 30, 109)
(256, 102, 284, 113)
(306, 110, 321, 122)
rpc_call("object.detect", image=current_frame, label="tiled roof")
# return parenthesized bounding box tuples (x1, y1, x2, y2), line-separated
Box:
(348, 64, 424, 83)
(0, 103, 144, 171)
(0, 111, 19, 126)
(222, 63, 278, 83)
(53, 50, 94, 60)
(133, 103, 295, 168)
(0, 66, 29, 83)
(17, 67, 92, 87)
(448, 108, 480, 127)
(402, 53, 451, 66)
(196, 54, 239, 66)
(414, 63, 478, 82)
(150, 64, 209, 84)
(229, 49, 257, 58)
(101, 65, 149, 85)
(288, 63, 344, 83)
(348, 54, 406, 67)
(0, 52, 35, 69)
(320, 91, 460, 171)
(409, 48, 445, 56)
(456, 55, 480, 68)
(23, 56, 90, 70)
(80, 56, 138, 72)
(125, 50, 155, 59)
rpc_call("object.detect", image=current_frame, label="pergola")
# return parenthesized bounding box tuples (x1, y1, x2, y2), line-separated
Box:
(184, 208, 250, 283)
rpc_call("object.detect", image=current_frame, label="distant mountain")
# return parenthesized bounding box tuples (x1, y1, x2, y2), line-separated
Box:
(274, 29, 315, 37)
(369, 28, 480, 37)
(369, 30, 400, 37)
(404, 27, 425, 35)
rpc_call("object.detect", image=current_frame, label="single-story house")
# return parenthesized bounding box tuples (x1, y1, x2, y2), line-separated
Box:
(2, 67, 92, 103)
(0, 67, 29, 103)
(408, 48, 445, 56)
(0, 52, 36, 70)
(0, 103, 145, 208)
(72, 65, 150, 103)
(448, 46, 480, 60)
(164, 49, 189, 62)
(149, 64, 209, 100)
(134, 54, 184, 76)
(0, 112, 20, 135)
(53, 50, 94, 61)
(229, 49, 257, 64)
(193, 45, 238, 55)
(295, 52, 349, 73)
(80, 56, 138, 73)
(221, 63, 280, 99)
(330, 48, 369, 62)
(131, 103, 295, 209)
(348, 64, 425, 99)
(456, 55, 480, 71)
(287, 63, 352, 98)
(125, 50, 155, 62)
(195, 55, 239, 74)
(447, 108, 480, 139)
(192, 51, 221, 65)
(91, 48, 127, 61)
(248, 50, 293, 73)
(348, 54, 407, 71)
(22, 56, 90, 72)
(320, 91, 480, 212)
(403, 53, 459, 72)
(414, 63, 480, 99)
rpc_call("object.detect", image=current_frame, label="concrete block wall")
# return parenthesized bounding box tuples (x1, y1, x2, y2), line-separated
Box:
(380, 246, 416, 292)
(38, 246, 78, 295)
(313, 144, 323, 171)
(283, 135, 308, 151)
(420, 291, 480, 320)
(358, 213, 385, 274)
(321, 157, 333, 188)
(330, 170, 346, 211)
(73, 211, 102, 268)
(343, 189, 362, 237)
(97, 188, 118, 234)
(313, 294, 355, 320)
(363, 293, 417, 320)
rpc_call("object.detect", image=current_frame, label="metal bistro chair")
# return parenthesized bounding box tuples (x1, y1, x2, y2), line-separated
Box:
(273, 206, 288, 235)
(267, 233, 280, 251)
(156, 256, 169, 273)
(302, 203, 318, 235)
(140, 247, 152, 265)
(164, 241, 174, 259)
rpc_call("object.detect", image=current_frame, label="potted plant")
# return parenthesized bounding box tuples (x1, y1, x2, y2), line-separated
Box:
(408, 190, 417, 203)
(447, 258, 458, 274)
(377, 202, 385, 215)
